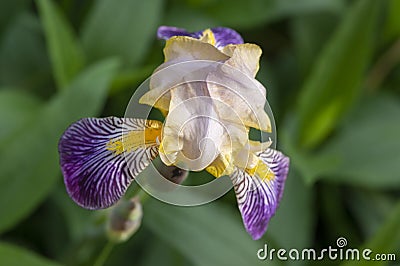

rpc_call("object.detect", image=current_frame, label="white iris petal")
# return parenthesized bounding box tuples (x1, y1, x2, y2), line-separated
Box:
(139, 35, 272, 174)
(161, 82, 226, 171)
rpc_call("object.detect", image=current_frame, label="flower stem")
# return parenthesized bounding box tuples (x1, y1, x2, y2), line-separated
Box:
(93, 241, 115, 266)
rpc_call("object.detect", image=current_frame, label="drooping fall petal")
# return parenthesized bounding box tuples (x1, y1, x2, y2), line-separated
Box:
(59, 117, 162, 209)
(230, 148, 289, 240)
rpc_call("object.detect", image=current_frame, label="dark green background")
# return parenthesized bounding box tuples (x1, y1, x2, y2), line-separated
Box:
(0, 0, 399, 265)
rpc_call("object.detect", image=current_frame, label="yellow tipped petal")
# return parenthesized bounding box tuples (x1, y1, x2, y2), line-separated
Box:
(249, 139, 273, 153)
(163, 36, 229, 62)
(199, 29, 216, 46)
(141, 37, 228, 113)
(234, 149, 259, 171)
(255, 110, 272, 132)
(159, 139, 178, 166)
(160, 84, 226, 171)
(222, 44, 262, 77)
(245, 159, 275, 181)
(139, 88, 170, 113)
(206, 70, 271, 131)
(206, 153, 234, 178)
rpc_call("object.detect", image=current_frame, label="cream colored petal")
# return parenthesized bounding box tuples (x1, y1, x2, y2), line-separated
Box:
(139, 87, 171, 113)
(234, 145, 259, 171)
(206, 153, 235, 178)
(158, 136, 179, 166)
(222, 44, 262, 78)
(220, 120, 249, 156)
(164, 36, 229, 62)
(140, 59, 218, 112)
(248, 139, 272, 153)
(160, 83, 225, 171)
(141, 35, 228, 110)
(198, 29, 216, 46)
(205, 116, 250, 178)
(206, 71, 271, 132)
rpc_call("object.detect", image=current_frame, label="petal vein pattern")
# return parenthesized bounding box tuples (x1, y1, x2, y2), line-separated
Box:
(59, 117, 161, 209)
(58, 26, 290, 241)
(230, 148, 289, 240)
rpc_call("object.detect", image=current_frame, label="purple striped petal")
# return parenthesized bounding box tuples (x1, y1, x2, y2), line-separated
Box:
(157, 26, 194, 39)
(209, 27, 244, 47)
(59, 117, 161, 210)
(230, 148, 289, 240)
(157, 26, 243, 48)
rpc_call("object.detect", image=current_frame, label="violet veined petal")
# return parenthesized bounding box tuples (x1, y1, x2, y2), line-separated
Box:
(209, 27, 244, 48)
(157, 26, 198, 40)
(58, 117, 161, 210)
(230, 148, 289, 240)
(157, 26, 243, 48)
(256, 149, 289, 203)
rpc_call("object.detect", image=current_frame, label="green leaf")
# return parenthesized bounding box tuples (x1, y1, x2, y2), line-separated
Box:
(0, 59, 119, 234)
(0, 13, 52, 91)
(200, 0, 344, 29)
(268, 169, 314, 251)
(296, 0, 384, 149)
(37, 0, 85, 90)
(144, 199, 281, 266)
(307, 95, 400, 187)
(383, 0, 400, 42)
(348, 191, 395, 239)
(290, 13, 340, 80)
(81, 0, 163, 67)
(110, 64, 157, 95)
(51, 185, 93, 242)
(340, 201, 400, 266)
(0, 242, 60, 266)
(0, 89, 42, 143)
(164, 4, 218, 31)
(140, 239, 194, 266)
(0, 0, 30, 36)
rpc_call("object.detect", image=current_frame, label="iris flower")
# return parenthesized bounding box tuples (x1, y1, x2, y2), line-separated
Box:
(59, 26, 289, 240)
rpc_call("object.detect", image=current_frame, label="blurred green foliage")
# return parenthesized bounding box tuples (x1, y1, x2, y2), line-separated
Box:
(0, 0, 399, 265)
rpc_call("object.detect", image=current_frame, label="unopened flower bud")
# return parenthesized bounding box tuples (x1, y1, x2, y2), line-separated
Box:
(107, 197, 142, 242)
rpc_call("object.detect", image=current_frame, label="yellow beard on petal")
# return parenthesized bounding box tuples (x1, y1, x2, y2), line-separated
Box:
(206, 153, 234, 178)
(245, 158, 275, 181)
(106, 121, 162, 155)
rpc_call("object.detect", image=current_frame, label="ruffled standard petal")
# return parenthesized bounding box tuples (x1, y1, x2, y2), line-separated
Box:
(221, 44, 262, 78)
(163, 36, 229, 62)
(59, 117, 162, 209)
(207, 71, 271, 132)
(230, 148, 289, 240)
